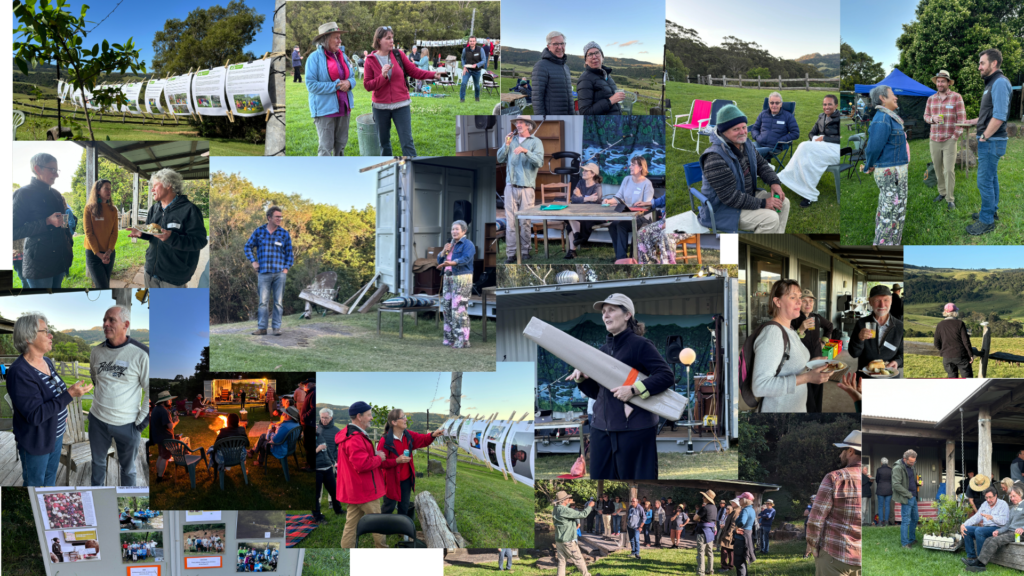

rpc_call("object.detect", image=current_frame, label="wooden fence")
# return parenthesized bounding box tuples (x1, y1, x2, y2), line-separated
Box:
(500, 67, 663, 105)
(696, 73, 840, 91)
(14, 101, 184, 127)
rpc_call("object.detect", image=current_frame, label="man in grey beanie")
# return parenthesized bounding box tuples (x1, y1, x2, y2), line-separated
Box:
(577, 41, 625, 115)
(532, 31, 574, 115)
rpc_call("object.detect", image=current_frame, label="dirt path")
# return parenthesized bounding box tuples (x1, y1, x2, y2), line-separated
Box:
(210, 323, 353, 348)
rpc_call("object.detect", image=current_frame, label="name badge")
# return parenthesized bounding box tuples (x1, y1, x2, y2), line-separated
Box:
(883, 341, 898, 351)
(776, 120, 785, 125)
(166, 223, 181, 229)
(945, 105, 954, 109)
(94, 217, 104, 221)
(115, 360, 129, 368)
(274, 241, 283, 247)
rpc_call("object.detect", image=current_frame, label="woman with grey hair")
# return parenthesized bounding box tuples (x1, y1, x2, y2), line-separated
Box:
(305, 22, 357, 156)
(861, 84, 909, 246)
(577, 41, 626, 115)
(12, 152, 74, 289)
(934, 302, 973, 378)
(876, 455, 894, 525)
(436, 220, 476, 348)
(7, 313, 93, 486)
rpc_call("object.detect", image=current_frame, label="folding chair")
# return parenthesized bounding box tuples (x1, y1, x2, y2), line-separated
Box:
(356, 513, 425, 548)
(684, 161, 740, 234)
(750, 97, 797, 170)
(671, 99, 712, 152)
(266, 425, 303, 483)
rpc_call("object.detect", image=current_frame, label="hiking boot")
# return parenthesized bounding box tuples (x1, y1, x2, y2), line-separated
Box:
(273, 328, 282, 336)
(564, 249, 577, 260)
(966, 221, 996, 236)
(934, 194, 945, 202)
(971, 211, 999, 221)
(252, 329, 267, 336)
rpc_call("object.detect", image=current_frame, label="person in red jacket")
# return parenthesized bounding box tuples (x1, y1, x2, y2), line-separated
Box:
(376, 408, 445, 518)
(363, 25, 443, 157)
(335, 401, 386, 548)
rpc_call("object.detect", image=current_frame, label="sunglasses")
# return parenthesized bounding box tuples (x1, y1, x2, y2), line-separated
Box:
(381, 26, 393, 31)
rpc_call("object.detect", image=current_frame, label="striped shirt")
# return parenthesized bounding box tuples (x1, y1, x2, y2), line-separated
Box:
(244, 224, 295, 274)
(807, 463, 862, 566)
(32, 358, 69, 438)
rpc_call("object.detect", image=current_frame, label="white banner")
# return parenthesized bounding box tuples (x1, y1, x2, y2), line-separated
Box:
(86, 84, 104, 110)
(122, 81, 144, 115)
(192, 67, 228, 116)
(225, 60, 273, 117)
(145, 79, 167, 115)
(164, 73, 195, 115)
(414, 38, 499, 47)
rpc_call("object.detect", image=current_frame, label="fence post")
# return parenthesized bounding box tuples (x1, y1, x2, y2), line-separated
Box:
(721, 75, 726, 88)
(74, 361, 79, 378)
(805, 73, 809, 91)
(758, 76, 761, 89)
(778, 76, 782, 90)
(739, 74, 743, 89)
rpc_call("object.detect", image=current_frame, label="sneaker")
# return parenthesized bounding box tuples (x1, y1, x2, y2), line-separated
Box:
(251, 329, 267, 335)
(800, 199, 812, 208)
(948, 201, 956, 210)
(971, 212, 999, 221)
(962, 557, 976, 565)
(273, 328, 282, 336)
(965, 565, 987, 572)
(966, 221, 996, 236)
(934, 194, 945, 202)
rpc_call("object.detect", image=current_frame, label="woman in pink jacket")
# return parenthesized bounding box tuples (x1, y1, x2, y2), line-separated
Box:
(363, 26, 443, 156)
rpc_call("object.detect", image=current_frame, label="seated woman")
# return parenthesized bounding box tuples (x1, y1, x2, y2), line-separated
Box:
(635, 194, 692, 265)
(250, 406, 301, 466)
(604, 156, 654, 262)
(207, 413, 249, 470)
(564, 163, 603, 260)
(776, 95, 841, 208)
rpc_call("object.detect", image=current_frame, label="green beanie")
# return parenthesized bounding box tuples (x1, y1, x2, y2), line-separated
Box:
(716, 104, 747, 133)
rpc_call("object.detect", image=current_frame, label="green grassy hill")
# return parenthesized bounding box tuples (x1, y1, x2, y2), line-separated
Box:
(904, 266, 1024, 335)
(62, 327, 150, 346)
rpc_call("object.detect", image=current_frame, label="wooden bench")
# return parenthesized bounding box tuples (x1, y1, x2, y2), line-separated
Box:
(61, 396, 116, 485)
(377, 305, 440, 339)
(991, 541, 1024, 570)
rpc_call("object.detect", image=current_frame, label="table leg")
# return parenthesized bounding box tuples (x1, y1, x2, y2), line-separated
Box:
(543, 220, 549, 260)
(377, 310, 382, 335)
(399, 310, 405, 339)
(482, 291, 488, 343)
(516, 216, 522, 265)
(416, 311, 420, 328)
(632, 219, 639, 261)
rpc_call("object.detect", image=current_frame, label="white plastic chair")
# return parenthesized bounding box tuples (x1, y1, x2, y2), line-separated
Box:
(13, 110, 25, 140)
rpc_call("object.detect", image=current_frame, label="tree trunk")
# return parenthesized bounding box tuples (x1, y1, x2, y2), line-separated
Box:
(445, 372, 462, 533)
(265, 0, 286, 156)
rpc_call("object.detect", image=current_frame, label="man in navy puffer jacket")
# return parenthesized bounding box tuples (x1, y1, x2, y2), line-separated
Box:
(749, 92, 800, 160)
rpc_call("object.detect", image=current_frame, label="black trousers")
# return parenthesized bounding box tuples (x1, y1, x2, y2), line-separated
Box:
(85, 249, 115, 289)
(293, 66, 302, 82)
(303, 425, 316, 468)
(381, 476, 414, 518)
(590, 426, 658, 480)
(314, 467, 341, 516)
(944, 357, 973, 378)
(805, 382, 824, 413)
(735, 534, 749, 576)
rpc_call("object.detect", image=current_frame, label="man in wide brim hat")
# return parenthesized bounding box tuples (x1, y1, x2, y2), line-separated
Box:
(970, 473, 992, 493)
(509, 114, 537, 132)
(931, 70, 955, 86)
(924, 68, 965, 211)
(498, 113, 545, 264)
(807, 430, 862, 572)
(155, 390, 177, 404)
(550, 490, 596, 576)
(313, 22, 342, 45)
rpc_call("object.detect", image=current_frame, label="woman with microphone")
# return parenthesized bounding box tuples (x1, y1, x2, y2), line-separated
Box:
(436, 220, 476, 349)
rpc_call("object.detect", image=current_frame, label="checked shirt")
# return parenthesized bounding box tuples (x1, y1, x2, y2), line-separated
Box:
(807, 462, 862, 566)
(244, 224, 294, 274)
(923, 91, 966, 143)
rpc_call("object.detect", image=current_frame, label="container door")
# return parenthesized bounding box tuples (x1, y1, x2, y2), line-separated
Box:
(411, 163, 445, 295)
(376, 165, 401, 294)
(444, 166, 475, 247)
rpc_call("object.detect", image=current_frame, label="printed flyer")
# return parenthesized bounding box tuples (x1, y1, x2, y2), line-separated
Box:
(225, 60, 273, 117)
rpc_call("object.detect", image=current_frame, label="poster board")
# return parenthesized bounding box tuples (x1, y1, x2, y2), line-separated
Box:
(192, 67, 228, 116)
(504, 421, 535, 486)
(144, 79, 167, 114)
(38, 491, 97, 529)
(225, 60, 273, 117)
(483, 420, 508, 473)
(164, 74, 195, 115)
(122, 81, 144, 115)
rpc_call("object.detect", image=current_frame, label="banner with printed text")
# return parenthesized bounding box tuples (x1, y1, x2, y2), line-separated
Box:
(225, 60, 273, 117)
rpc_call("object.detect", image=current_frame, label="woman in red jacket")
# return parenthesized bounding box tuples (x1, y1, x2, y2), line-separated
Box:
(363, 26, 443, 156)
(376, 408, 445, 517)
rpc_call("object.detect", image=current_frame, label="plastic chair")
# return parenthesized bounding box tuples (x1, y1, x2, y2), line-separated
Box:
(211, 435, 250, 490)
(750, 97, 797, 170)
(671, 99, 712, 152)
(267, 425, 303, 483)
(13, 111, 25, 140)
(163, 439, 209, 489)
(356, 513, 425, 548)
(825, 147, 858, 206)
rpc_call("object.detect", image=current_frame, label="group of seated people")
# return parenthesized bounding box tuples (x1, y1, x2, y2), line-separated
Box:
(237, 547, 279, 572)
(119, 506, 159, 529)
(961, 482, 1024, 572)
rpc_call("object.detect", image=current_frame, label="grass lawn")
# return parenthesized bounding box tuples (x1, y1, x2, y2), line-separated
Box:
(839, 121, 1024, 245)
(289, 451, 533, 548)
(209, 305, 496, 372)
(301, 549, 350, 576)
(13, 95, 261, 156)
(496, 238, 720, 266)
(863, 525, 1019, 575)
(535, 446, 738, 480)
(1, 487, 45, 576)
(13, 219, 209, 289)
(664, 81, 839, 234)
(148, 406, 315, 510)
(445, 533, 815, 575)
(904, 337, 1024, 378)
(285, 77, 495, 157)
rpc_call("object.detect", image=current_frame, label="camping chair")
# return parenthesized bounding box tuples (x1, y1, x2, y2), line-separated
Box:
(356, 513, 425, 548)
(824, 147, 859, 205)
(671, 99, 712, 152)
(845, 134, 866, 181)
(481, 72, 498, 96)
(684, 160, 740, 235)
(751, 97, 797, 170)
(266, 425, 303, 483)
(163, 439, 209, 490)
(210, 435, 250, 490)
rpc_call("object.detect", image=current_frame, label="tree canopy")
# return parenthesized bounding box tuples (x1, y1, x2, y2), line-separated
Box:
(840, 41, 885, 91)
(152, 0, 265, 75)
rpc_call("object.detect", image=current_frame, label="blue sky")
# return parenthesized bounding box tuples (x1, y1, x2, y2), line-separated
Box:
(149, 289, 209, 379)
(841, 0, 919, 75)
(318, 362, 534, 418)
(905, 246, 1024, 269)
(11, 0, 272, 71)
(669, 0, 839, 61)
(502, 0, 664, 64)
(0, 291, 150, 331)
(211, 157, 379, 211)
(12, 142, 85, 195)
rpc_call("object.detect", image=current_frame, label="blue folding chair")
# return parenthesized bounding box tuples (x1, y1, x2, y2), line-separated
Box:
(685, 160, 746, 234)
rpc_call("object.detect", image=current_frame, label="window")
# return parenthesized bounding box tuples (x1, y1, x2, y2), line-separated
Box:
(744, 248, 786, 341)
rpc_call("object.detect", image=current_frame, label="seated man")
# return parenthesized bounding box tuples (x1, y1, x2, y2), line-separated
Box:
(962, 487, 1009, 566)
(848, 285, 904, 376)
(697, 104, 791, 234)
(777, 94, 842, 208)
(966, 485, 1024, 572)
(749, 92, 800, 161)
(250, 407, 300, 466)
(206, 413, 249, 470)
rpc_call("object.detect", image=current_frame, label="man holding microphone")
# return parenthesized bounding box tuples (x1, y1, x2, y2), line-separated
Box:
(497, 115, 544, 264)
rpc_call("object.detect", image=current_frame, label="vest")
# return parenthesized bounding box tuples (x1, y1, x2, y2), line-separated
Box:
(698, 135, 760, 232)
(978, 70, 1008, 139)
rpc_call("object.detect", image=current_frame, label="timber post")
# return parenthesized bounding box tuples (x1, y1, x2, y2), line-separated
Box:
(444, 371, 462, 534)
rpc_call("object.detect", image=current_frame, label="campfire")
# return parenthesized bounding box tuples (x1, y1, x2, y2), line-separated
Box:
(208, 414, 229, 432)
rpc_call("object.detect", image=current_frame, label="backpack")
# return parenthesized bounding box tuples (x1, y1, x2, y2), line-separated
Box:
(390, 49, 411, 77)
(738, 321, 790, 411)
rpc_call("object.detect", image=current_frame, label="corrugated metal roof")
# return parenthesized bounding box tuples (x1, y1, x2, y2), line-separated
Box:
(863, 414, 939, 424)
(497, 275, 724, 309)
(936, 379, 1024, 429)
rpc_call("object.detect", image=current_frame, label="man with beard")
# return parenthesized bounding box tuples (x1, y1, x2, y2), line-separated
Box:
(531, 31, 573, 115)
(807, 430, 862, 575)
(923, 71, 966, 210)
(964, 48, 1012, 236)
(792, 289, 834, 412)
(848, 285, 903, 376)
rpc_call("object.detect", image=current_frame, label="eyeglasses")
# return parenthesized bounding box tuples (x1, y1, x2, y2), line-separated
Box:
(768, 101, 782, 105)
(549, 42, 566, 48)
(42, 166, 60, 175)
(586, 52, 600, 58)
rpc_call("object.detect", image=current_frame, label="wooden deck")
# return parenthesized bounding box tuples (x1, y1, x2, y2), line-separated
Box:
(0, 431, 150, 487)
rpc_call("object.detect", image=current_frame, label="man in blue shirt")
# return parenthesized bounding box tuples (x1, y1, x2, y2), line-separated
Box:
(758, 499, 777, 553)
(749, 92, 800, 161)
(965, 48, 1013, 236)
(244, 206, 294, 336)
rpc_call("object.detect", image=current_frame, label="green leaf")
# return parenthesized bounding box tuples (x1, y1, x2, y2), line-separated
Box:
(102, 39, 108, 52)
(14, 57, 29, 75)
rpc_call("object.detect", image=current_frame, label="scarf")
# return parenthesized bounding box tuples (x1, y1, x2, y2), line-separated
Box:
(874, 105, 904, 126)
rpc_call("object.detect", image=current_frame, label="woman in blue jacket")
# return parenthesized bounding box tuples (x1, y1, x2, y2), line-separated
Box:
(861, 84, 909, 246)
(305, 22, 357, 156)
(437, 220, 476, 349)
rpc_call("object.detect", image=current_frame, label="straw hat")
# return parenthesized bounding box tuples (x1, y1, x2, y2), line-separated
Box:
(970, 474, 992, 492)
(700, 489, 716, 503)
(509, 115, 537, 131)
(932, 70, 954, 86)
(313, 22, 342, 45)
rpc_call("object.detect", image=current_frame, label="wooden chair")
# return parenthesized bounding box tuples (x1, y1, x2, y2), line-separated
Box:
(163, 439, 209, 489)
(60, 396, 115, 485)
(4, 394, 17, 462)
(675, 234, 702, 265)
(533, 183, 570, 252)
(267, 425, 303, 483)
(210, 435, 250, 490)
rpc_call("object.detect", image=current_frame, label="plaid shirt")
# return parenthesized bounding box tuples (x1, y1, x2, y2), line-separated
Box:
(923, 91, 966, 142)
(244, 224, 294, 274)
(807, 463, 862, 566)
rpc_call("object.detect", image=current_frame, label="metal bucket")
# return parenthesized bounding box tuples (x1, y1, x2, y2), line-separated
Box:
(356, 113, 380, 156)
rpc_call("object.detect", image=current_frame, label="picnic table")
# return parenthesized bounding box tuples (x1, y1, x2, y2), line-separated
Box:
(377, 304, 440, 338)
(501, 92, 525, 104)
(513, 203, 649, 263)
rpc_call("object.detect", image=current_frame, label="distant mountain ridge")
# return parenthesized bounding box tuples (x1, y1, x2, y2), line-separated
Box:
(794, 52, 839, 77)
(61, 328, 150, 345)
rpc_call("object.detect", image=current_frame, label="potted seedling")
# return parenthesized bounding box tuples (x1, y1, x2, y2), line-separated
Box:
(922, 495, 971, 551)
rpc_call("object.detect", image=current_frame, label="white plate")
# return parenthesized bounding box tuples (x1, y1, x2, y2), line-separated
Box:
(806, 360, 846, 372)
(860, 367, 899, 378)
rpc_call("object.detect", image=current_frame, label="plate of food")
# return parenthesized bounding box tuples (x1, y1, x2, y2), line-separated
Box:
(806, 360, 847, 372)
(134, 223, 164, 235)
(860, 359, 898, 378)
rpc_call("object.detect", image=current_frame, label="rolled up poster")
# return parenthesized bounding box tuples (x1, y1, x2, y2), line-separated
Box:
(523, 317, 687, 421)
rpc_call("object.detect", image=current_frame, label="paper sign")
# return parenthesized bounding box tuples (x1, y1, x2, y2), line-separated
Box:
(145, 79, 167, 114)
(64, 530, 98, 540)
(164, 74, 195, 115)
(266, 532, 271, 538)
(185, 510, 221, 521)
(116, 486, 150, 494)
(505, 422, 535, 487)
(225, 60, 273, 117)
(122, 82, 144, 114)
(184, 556, 222, 569)
(128, 566, 161, 576)
(192, 67, 228, 116)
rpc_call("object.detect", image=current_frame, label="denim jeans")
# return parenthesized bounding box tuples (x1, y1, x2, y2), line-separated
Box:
(877, 494, 892, 524)
(24, 271, 66, 289)
(372, 105, 416, 156)
(460, 68, 482, 100)
(628, 526, 640, 556)
(498, 548, 513, 570)
(257, 272, 286, 330)
(759, 525, 771, 552)
(19, 433, 64, 486)
(900, 497, 919, 546)
(85, 249, 116, 289)
(88, 413, 140, 486)
(976, 138, 1007, 225)
(612, 515, 621, 533)
(964, 525, 999, 558)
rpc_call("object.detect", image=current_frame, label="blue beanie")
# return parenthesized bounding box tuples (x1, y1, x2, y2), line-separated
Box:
(349, 401, 372, 418)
